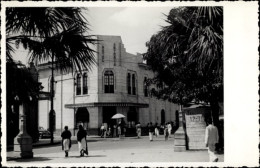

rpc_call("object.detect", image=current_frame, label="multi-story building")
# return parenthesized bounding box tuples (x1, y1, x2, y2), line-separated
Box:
(37, 35, 179, 135)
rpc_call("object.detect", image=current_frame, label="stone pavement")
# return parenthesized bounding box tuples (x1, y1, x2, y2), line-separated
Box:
(4, 135, 224, 167)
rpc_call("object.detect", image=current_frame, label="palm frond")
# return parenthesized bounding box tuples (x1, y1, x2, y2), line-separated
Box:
(6, 39, 15, 62)
(14, 25, 97, 72)
(6, 7, 88, 37)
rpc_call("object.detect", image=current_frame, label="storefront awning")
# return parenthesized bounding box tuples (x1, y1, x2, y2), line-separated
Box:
(65, 102, 149, 109)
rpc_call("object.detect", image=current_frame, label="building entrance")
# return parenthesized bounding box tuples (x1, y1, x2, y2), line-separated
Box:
(102, 106, 117, 127)
(127, 107, 137, 127)
(161, 109, 165, 124)
(76, 107, 89, 130)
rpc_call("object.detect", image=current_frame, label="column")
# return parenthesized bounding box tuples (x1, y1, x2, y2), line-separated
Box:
(13, 103, 33, 158)
(173, 105, 186, 152)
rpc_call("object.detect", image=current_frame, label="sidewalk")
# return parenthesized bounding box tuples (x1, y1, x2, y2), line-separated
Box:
(5, 135, 224, 165)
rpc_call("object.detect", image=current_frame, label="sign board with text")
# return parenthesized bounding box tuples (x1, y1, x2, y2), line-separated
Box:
(184, 106, 210, 150)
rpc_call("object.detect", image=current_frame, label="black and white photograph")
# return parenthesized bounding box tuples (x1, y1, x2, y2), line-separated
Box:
(1, 1, 258, 167)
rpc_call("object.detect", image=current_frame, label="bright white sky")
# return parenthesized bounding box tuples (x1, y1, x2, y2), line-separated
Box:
(12, 7, 172, 65)
(85, 7, 172, 54)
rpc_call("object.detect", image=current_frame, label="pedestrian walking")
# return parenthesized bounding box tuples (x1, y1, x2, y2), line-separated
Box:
(113, 124, 117, 137)
(104, 124, 107, 138)
(167, 122, 172, 138)
(136, 122, 141, 138)
(154, 122, 159, 137)
(164, 123, 169, 141)
(120, 119, 126, 137)
(61, 126, 72, 157)
(77, 125, 88, 157)
(205, 119, 219, 162)
(100, 124, 105, 138)
(117, 124, 122, 138)
(107, 126, 112, 137)
(160, 123, 165, 135)
(148, 122, 154, 141)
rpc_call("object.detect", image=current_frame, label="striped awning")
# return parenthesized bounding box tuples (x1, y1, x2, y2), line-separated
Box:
(65, 102, 149, 109)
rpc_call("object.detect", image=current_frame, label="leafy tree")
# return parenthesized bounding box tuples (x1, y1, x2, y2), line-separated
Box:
(6, 61, 41, 143)
(144, 7, 223, 126)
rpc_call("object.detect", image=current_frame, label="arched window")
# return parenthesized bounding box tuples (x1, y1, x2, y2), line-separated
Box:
(104, 70, 114, 93)
(132, 74, 136, 95)
(76, 74, 81, 95)
(83, 73, 88, 94)
(144, 77, 148, 97)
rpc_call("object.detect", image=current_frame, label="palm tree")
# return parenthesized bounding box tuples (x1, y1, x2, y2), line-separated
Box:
(6, 7, 96, 71)
(144, 7, 223, 126)
(6, 7, 97, 143)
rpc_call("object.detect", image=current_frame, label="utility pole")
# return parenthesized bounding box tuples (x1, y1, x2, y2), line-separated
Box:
(49, 57, 56, 144)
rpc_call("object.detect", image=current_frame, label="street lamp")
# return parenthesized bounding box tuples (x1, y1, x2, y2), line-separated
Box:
(13, 95, 33, 158)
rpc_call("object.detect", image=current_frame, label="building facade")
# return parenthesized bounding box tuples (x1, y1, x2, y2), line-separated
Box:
(37, 35, 179, 135)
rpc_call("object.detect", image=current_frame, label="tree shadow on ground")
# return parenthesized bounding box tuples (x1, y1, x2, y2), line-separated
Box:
(7, 157, 52, 162)
(54, 155, 106, 158)
(85, 155, 106, 157)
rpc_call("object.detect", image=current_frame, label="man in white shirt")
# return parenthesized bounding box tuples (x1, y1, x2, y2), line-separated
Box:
(205, 119, 219, 162)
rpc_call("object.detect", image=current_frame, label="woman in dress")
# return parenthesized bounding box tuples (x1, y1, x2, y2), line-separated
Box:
(77, 125, 88, 157)
(61, 126, 72, 157)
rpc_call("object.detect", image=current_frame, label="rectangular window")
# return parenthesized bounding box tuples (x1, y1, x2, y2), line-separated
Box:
(83, 73, 88, 94)
(113, 43, 116, 66)
(76, 75, 81, 95)
(132, 74, 136, 95)
(119, 43, 121, 66)
(104, 71, 114, 93)
(127, 73, 131, 94)
(102, 46, 104, 62)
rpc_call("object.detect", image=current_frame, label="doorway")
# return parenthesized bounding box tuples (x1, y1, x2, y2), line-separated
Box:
(103, 106, 117, 127)
(161, 109, 165, 124)
(127, 107, 137, 127)
(76, 107, 89, 130)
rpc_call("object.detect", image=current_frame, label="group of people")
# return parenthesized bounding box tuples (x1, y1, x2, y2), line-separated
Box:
(100, 119, 126, 138)
(61, 125, 88, 157)
(135, 122, 174, 141)
(61, 118, 219, 162)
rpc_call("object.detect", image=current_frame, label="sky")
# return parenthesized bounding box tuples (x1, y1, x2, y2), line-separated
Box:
(85, 7, 172, 54)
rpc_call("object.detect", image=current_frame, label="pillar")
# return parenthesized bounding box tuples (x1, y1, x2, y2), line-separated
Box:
(13, 104, 33, 158)
(173, 105, 186, 152)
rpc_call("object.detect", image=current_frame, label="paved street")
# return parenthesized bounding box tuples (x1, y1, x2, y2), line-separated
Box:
(5, 135, 224, 166)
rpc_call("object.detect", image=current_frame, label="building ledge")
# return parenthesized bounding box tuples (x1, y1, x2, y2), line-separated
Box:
(65, 102, 149, 109)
